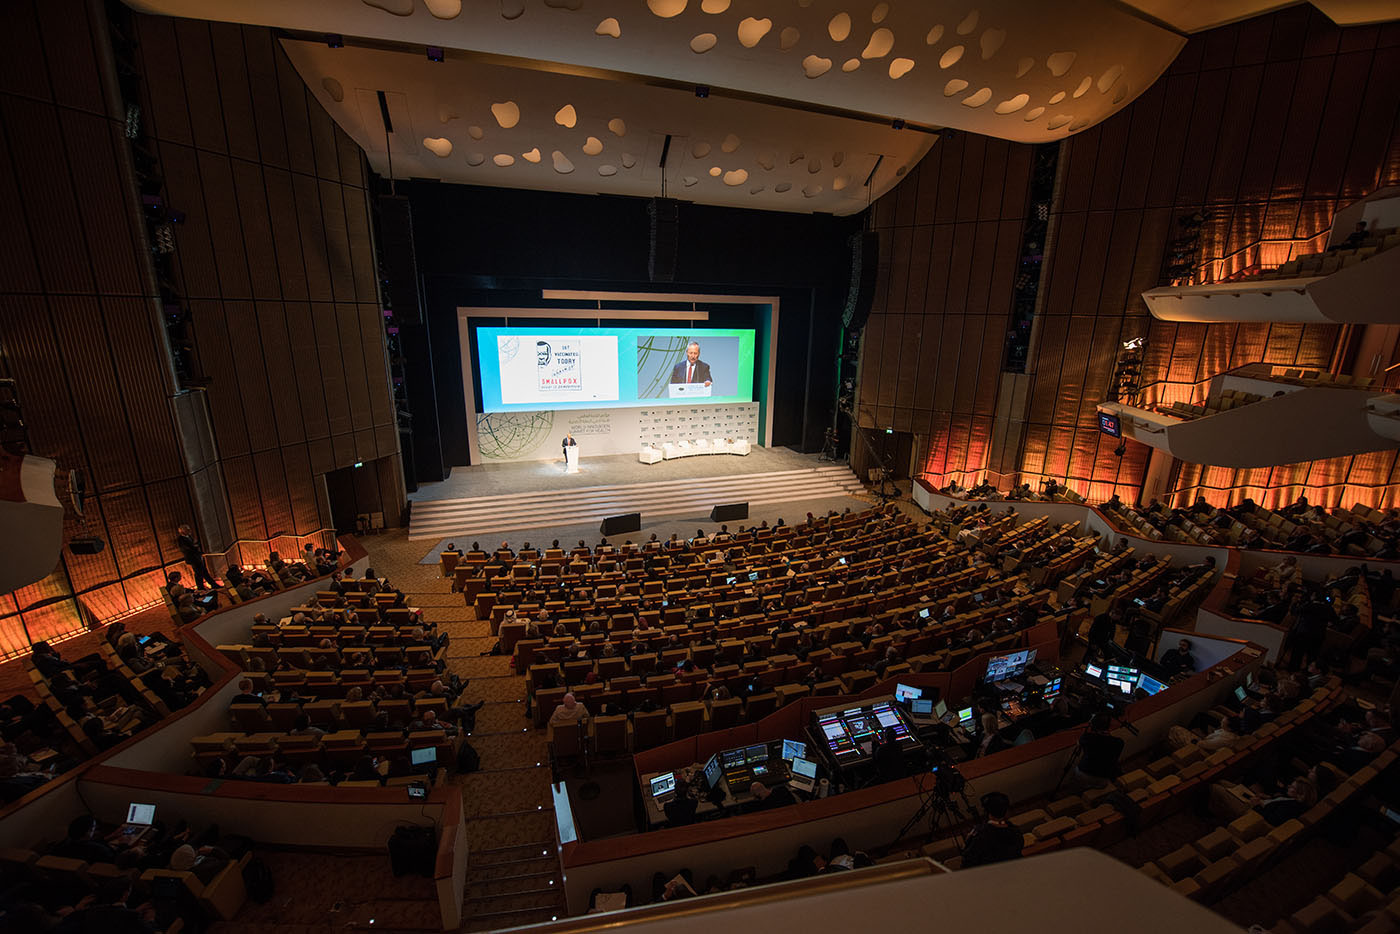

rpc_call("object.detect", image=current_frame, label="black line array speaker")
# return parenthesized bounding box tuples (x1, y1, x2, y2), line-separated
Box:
(842, 231, 879, 332)
(377, 194, 422, 324)
(710, 502, 748, 522)
(647, 197, 679, 282)
(600, 513, 642, 536)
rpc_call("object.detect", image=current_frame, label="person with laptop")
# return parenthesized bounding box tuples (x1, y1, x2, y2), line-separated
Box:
(663, 778, 699, 827)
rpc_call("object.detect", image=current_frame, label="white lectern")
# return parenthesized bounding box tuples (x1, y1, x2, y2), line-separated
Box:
(565, 445, 580, 473)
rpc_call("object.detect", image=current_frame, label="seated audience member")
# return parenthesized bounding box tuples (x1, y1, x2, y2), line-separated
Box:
(1158, 638, 1197, 676)
(822, 838, 854, 872)
(231, 678, 265, 707)
(548, 692, 590, 727)
(50, 815, 118, 862)
(1069, 714, 1124, 789)
(960, 791, 1024, 867)
(788, 844, 821, 878)
(747, 781, 795, 812)
(1256, 777, 1319, 825)
(56, 876, 156, 934)
(290, 713, 324, 736)
(174, 593, 204, 623)
(169, 840, 233, 884)
(663, 778, 699, 827)
(1168, 715, 1240, 752)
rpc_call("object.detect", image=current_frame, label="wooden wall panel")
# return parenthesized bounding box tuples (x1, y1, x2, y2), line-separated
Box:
(173, 19, 227, 154)
(209, 23, 259, 163)
(232, 161, 281, 300)
(3, 96, 93, 293)
(159, 142, 222, 298)
(62, 112, 145, 296)
(243, 27, 289, 171)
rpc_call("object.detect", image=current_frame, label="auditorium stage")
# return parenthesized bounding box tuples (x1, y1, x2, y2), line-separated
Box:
(407, 447, 869, 553)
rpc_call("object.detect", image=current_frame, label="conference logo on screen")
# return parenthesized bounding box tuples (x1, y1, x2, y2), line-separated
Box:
(536, 339, 583, 394)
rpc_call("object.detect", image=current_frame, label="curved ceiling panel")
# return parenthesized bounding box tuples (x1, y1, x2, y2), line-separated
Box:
(128, 0, 1186, 143)
(281, 39, 933, 215)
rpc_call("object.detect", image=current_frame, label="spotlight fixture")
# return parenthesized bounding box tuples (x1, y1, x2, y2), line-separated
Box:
(1113, 441, 1127, 457)
(694, 85, 709, 99)
(891, 118, 906, 130)
(325, 33, 344, 48)
(426, 46, 444, 62)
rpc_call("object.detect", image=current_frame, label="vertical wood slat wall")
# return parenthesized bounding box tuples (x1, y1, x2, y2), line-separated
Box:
(0, 1, 400, 656)
(860, 6, 1400, 509)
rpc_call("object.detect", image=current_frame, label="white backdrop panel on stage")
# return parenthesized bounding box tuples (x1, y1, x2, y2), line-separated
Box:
(638, 403, 758, 445)
(474, 403, 759, 463)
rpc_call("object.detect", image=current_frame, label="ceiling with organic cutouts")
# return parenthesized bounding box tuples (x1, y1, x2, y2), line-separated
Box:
(279, 39, 931, 215)
(129, 0, 1193, 144)
(123, 1, 1400, 213)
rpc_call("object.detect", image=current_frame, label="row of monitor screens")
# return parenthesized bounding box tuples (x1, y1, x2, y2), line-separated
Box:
(1083, 663, 1167, 697)
(816, 701, 916, 759)
(651, 740, 816, 799)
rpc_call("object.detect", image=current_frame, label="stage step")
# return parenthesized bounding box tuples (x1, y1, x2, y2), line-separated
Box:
(408, 465, 865, 540)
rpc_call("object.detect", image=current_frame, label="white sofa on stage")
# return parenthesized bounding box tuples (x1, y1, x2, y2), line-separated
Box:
(639, 438, 751, 463)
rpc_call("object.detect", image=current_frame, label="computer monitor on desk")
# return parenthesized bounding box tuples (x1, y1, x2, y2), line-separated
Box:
(702, 753, 723, 789)
(1137, 673, 1166, 696)
(894, 683, 921, 703)
(910, 697, 934, 717)
(781, 739, 806, 762)
(744, 743, 769, 764)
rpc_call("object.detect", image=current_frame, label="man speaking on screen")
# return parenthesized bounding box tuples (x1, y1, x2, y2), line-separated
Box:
(669, 341, 713, 387)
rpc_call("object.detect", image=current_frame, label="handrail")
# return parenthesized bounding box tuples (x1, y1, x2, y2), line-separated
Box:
(536, 857, 944, 933)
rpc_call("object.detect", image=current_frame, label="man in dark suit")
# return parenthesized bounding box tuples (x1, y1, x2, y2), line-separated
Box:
(668, 341, 712, 386)
(176, 524, 217, 590)
(561, 433, 577, 463)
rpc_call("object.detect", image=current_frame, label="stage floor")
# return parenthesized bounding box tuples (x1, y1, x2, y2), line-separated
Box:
(408, 445, 841, 502)
(408, 447, 871, 560)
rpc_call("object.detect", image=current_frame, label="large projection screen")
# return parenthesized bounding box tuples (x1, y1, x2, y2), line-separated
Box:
(474, 326, 757, 413)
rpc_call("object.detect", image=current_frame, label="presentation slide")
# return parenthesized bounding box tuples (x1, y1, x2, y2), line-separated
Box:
(476, 326, 755, 413)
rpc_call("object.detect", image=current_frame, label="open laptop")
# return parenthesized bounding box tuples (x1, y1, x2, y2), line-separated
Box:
(410, 746, 437, 773)
(121, 802, 156, 836)
(650, 771, 677, 805)
(907, 696, 938, 724)
(788, 756, 818, 794)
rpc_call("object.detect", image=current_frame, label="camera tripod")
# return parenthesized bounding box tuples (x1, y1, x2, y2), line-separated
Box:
(894, 764, 976, 851)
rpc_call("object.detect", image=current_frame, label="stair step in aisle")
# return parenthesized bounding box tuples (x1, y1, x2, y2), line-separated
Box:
(410, 465, 865, 540)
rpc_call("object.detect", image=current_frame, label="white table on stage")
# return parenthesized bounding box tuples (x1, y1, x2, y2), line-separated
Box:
(565, 444, 580, 473)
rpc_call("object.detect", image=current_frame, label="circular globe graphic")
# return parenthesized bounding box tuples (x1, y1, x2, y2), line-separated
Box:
(477, 410, 554, 459)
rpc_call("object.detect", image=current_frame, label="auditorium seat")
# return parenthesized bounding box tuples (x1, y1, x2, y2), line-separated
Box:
(743, 692, 778, 722)
(587, 715, 628, 759)
(548, 720, 586, 775)
(670, 701, 705, 739)
(631, 710, 670, 751)
(707, 697, 742, 730)
(141, 852, 253, 921)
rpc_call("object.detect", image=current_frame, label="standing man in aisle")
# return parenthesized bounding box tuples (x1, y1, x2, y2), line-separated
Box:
(669, 341, 712, 387)
(176, 524, 217, 590)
